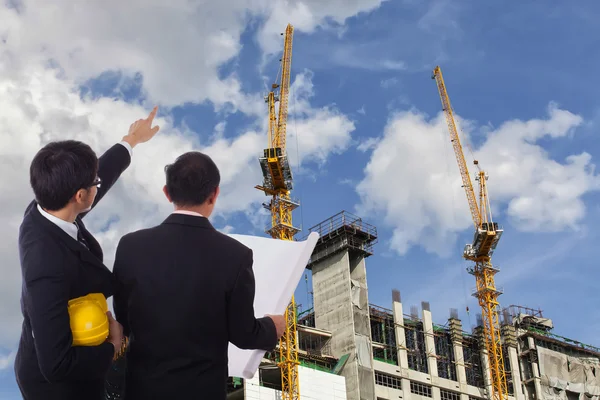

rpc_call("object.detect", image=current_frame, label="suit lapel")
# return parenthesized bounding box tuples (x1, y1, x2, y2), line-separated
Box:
(75, 217, 104, 261)
(30, 202, 110, 274)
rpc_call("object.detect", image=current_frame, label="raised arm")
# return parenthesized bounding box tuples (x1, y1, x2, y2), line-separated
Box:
(87, 143, 132, 212)
(227, 248, 278, 350)
(82, 106, 161, 218)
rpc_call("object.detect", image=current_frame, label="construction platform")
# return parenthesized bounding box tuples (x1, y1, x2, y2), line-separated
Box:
(303, 210, 378, 269)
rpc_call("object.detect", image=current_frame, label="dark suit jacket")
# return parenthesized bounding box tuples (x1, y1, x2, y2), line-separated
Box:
(112, 213, 278, 400)
(14, 143, 131, 400)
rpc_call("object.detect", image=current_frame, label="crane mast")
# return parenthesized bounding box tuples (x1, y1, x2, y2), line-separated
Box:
(255, 23, 300, 400)
(432, 66, 508, 400)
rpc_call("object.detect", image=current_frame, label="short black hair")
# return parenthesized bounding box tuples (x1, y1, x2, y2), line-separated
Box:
(30, 140, 98, 211)
(164, 151, 220, 207)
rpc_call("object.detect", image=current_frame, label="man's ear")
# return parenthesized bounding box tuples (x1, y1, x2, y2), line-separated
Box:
(208, 186, 220, 205)
(163, 185, 172, 203)
(73, 189, 86, 206)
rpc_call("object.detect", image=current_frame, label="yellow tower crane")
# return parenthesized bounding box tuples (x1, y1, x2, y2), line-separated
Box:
(255, 23, 300, 400)
(432, 66, 508, 400)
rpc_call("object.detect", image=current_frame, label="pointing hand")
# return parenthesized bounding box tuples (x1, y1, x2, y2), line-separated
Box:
(123, 106, 161, 148)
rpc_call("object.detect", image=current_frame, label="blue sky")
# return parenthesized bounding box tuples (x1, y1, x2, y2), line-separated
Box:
(286, 0, 600, 344)
(1, 0, 599, 397)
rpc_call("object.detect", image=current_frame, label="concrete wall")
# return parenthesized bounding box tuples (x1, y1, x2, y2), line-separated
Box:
(243, 366, 347, 400)
(375, 384, 403, 399)
(311, 249, 376, 400)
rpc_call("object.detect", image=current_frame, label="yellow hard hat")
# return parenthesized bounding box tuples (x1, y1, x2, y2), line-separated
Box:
(67, 293, 109, 347)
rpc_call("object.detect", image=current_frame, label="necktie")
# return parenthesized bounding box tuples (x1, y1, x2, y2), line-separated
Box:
(75, 222, 89, 250)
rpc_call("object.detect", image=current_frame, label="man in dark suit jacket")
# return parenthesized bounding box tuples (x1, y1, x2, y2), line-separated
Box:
(112, 151, 285, 399)
(14, 107, 161, 400)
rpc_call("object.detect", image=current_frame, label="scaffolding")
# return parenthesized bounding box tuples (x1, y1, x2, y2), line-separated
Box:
(503, 304, 554, 334)
(370, 305, 398, 366)
(527, 330, 600, 358)
(304, 211, 378, 269)
(502, 304, 543, 320)
(463, 334, 485, 388)
(293, 308, 337, 371)
(404, 316, 429, 373)
(297, 308, 315, 329)
(434, 328, 457, 381)
(297, 328, 332, 359)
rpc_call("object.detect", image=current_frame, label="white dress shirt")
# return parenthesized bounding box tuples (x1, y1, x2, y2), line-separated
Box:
(37, 205, 79, 240)
(36, 141, 133, 240)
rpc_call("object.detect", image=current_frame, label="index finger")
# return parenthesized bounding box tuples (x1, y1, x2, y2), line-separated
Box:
(146, 106, 158, 122)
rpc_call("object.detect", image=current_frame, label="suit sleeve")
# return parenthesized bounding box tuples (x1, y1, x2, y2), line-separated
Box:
(227, 248, 278, 350)
(81, 143, 131, 219)
(112, 237, 131, 337)
(22, 239, 114, 383)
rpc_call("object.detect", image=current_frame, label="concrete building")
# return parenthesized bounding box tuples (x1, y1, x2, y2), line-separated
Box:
(226, 211, 600, 400)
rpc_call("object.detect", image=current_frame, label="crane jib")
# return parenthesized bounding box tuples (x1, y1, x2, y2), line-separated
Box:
(432, 66, 509, 400)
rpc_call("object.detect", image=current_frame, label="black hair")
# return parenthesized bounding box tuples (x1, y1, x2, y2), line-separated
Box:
(164, 151, 220, 207)
(29, 140, 98, 211)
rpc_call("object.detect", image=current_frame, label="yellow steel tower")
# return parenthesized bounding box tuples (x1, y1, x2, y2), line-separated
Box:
(255, 23, 300, 400)
(432, 66, 508, 400)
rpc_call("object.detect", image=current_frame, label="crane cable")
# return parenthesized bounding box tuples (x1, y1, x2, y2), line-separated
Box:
(440, 107, 473, 328)
(291, 83, 304, 234)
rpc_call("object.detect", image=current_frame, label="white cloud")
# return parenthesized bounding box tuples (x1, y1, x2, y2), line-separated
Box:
(380, 77, 399, 89)
(357, 137, 380, 152)
(0, 350, 15, 370)
(284, 70, 354, 169)
(355, 104, 598, 257)
(0, 0, 365, 353)
(2, 0, 386, 110)
(257, 0, 387, 55)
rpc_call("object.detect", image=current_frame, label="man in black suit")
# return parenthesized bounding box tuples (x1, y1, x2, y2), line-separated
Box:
(14, 107, 161, 400)
(112, 151, 285, 399)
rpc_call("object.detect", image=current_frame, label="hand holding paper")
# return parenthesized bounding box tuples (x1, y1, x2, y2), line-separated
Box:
(226, 232, 319, 379)
(266, 315, 286, 338)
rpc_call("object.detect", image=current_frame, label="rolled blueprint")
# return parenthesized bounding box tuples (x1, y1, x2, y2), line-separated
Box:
(226, 231, 319, 379)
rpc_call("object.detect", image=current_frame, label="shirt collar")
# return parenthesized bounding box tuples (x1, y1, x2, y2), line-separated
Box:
(37, 204, 79, 241)
(172, 210, 204, 218)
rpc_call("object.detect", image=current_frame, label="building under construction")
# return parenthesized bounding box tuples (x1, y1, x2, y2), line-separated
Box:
(226, 211, 600, 400)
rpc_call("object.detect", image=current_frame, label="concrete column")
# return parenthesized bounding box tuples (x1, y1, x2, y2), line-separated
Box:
(349, 254, 376, 400)
(422, 307, 439, 377)
(392, 301, 409, 370)
(313, 251, 359, 399)
(474, 327, 492, 400)
(312, 249, 375, 400)
(502, 324, 524, 400)
(508, 347, 524, 400)
(393, 300, 413, 400)
(455, 343, 470, 400)
(480, 347, 492, 399)
(401, 378, 411, 400)
(449, 318, 469, 400)
(527, 337, 543, 400)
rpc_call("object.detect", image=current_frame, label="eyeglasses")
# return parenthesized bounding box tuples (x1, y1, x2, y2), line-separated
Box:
(88, 177, 102, 189)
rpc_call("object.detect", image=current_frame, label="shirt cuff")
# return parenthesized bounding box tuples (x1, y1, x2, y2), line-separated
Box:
(118, 141, 133, 157)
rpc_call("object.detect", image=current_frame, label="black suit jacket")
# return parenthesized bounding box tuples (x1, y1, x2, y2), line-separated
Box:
(112, 213, 278, 400)
(14, 143, 131, 400)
